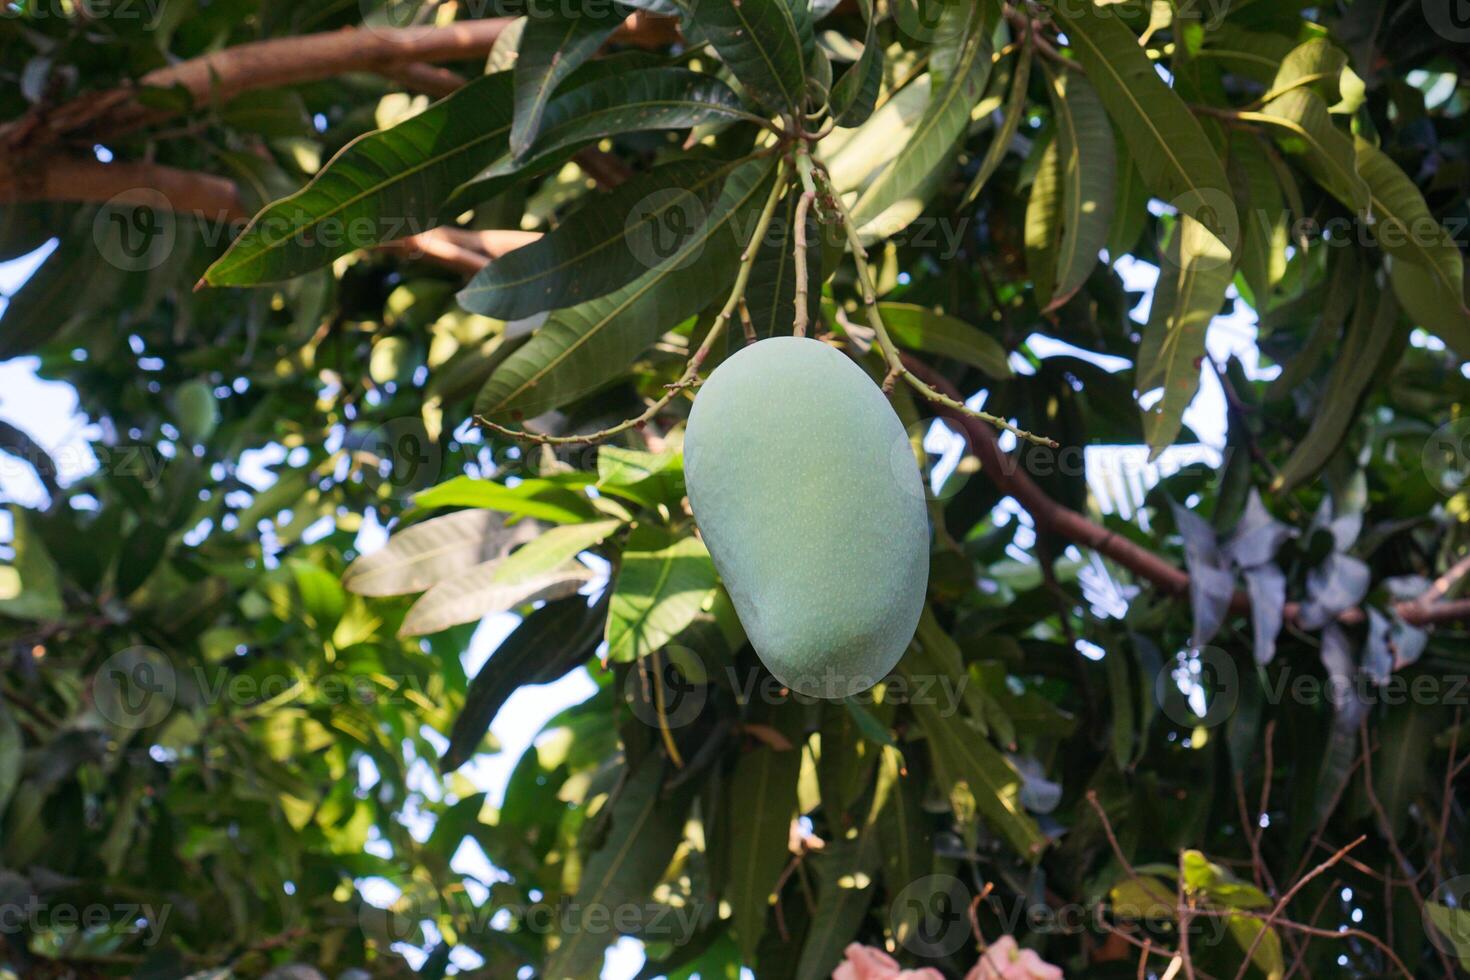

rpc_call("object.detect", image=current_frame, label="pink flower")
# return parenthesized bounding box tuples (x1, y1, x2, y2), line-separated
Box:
(832, 944, 947, 980)
(964, 937, 1064, 980)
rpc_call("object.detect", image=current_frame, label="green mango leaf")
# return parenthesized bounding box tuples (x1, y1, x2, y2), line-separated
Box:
(204, 72, 515, 286)
(398, 520, 619, 637)
(726, 722, 802, 962)
(683, 0, 815, 114)
(1354, 138, 1470, 355)
(342, 509, 538, 597)
(1139, 215, 1234, 456)
(483, 68, 756, 179)
(962, 39, 1033, 207)
(1261, 36, 1346, 104)
(829, 0, 881, 125)
(413, 476, 598, 524)
(605, 525, 718, 663)
(1025, 67, 1116, 312)
(1273, 277, 1400, 492)
(510, 0, 624, 161)
(850, 0, 991, 231)
(544, 756, 693, 979)
(457, 158, 733, 319)
(440, 592, 609, 773)
(0, 705, 20, 815)
(475, 155, 777, 419)
(1047, 0, 1238, 253)
(876, 301, 1012, 378)
(1248, 89, 1369, 215)
(794, 830, 881, 980)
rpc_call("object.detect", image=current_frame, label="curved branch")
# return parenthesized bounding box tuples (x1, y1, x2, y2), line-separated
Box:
(1, 12, 677, 151)
(906, 357, 1470, 629)
(0, 156, 247, 223)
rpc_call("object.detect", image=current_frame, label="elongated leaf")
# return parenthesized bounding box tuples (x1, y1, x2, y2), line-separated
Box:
(545, 756, 693, 979)
(962, 40, 1033, 207)
(1105, 137, 1149, 261)
(685, 0, 815, 114)
(0, 705, 20, 815)
(906, 689, 1047, 860)
(476, 155, 777, 418)
(795, 831, 881, 980)
(458, 159, 733, 319)
(1027, 67, 1115, 310)
(1047, 0, 1238, 252)
(1249, 89, 1369, 215)
(510, 0, 624, 161)
(877, 302, 1012, 378)
(484, 68, 754, 179)
(874, 744, 931, 950)
(440, 592, 609, 772)
(1354, 138, 1470, 354)
(1139, 215, 1234, 455)
(605, 525, 718, 663)
(342, 509, 537, 597)
(726, 729, 801, 962)
(205, 72, 514, 285)
(1266, 245, 1355, 401)
(1231, 133, 1289, 305)
(1262, 37, 1346, 104)
(850, 0, 990, 231)
(399, 564, 593, 637)
(414, 475, 598, 524)
(1274, 278, 1399, 491)
(830, 0, 881, 125)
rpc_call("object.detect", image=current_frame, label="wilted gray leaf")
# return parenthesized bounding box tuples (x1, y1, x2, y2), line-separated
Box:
(1170, 499, 1234, 648)
(342, 509, 538, 597)
(1242, 563, 1286, 665)
(1225, 489, 1293, 569)
(1008, 753, 1062, 813)
(1315, 623, 1368, 825)
(1298, 553, 1370, 629)
(1366, 607, 1427, 680)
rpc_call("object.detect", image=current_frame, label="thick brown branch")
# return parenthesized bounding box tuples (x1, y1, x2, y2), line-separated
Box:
(1, 13, 675, 151)
(906, 357, 1470, 628)
(0, 157, 247, 223)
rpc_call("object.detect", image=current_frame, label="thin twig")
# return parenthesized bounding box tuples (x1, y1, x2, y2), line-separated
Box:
(809, 163, 1057, 447)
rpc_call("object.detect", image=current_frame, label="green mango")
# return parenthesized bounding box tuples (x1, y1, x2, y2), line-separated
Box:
(684, 336, 929, 698)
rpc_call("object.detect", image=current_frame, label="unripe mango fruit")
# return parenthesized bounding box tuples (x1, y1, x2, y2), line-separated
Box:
(683, 336, 930, 698)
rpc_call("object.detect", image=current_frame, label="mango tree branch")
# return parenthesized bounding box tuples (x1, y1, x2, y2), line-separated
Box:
(0, 157, 248, 223)
(1, 13, 676, 151)
(907, 357, 1470, 628)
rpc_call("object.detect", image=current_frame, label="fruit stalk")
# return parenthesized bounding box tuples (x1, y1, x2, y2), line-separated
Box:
(809, 164, 1059, 448)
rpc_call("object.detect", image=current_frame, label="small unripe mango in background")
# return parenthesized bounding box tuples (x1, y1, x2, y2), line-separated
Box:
(684, 336, 930, 698)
